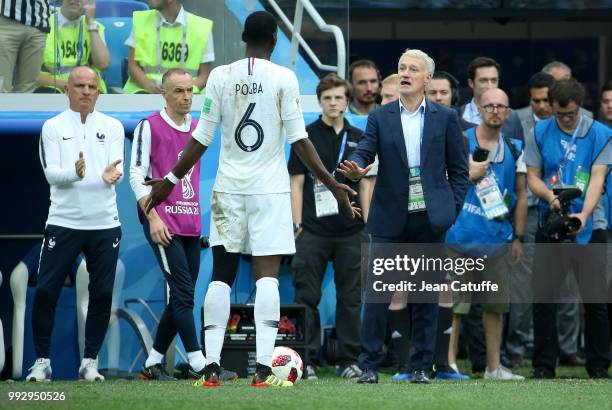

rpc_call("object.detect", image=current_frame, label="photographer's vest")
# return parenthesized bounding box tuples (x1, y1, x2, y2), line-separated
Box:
(42, 12, 108, 93)
(123, 10, 212, 94)
(535, 116, 610, 244)
(445, 127, 522, 257)
(135, 113, 201, 236)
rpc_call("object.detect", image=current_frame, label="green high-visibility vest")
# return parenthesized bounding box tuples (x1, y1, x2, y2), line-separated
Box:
(42, 11, 108, 93)
(123, 10, 213, 94)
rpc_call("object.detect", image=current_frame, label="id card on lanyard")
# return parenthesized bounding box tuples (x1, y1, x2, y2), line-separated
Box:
(407, 108, 426, 213)
(314, 131, 348, 218)
(548, 117, 584, 188)
(474, 141, 509, 220)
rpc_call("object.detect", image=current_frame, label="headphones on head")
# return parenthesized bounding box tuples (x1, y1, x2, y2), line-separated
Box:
(435, 71, 461, 106)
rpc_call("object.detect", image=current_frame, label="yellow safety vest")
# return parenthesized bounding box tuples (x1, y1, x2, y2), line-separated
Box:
(124, 10, 213, 94)
(42, 11, 108, 93)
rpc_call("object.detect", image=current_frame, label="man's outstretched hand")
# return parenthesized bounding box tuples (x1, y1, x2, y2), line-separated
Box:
(329, 181, 358, 218)
(336, 160, 373, 181)
(144, 178, 175, 214)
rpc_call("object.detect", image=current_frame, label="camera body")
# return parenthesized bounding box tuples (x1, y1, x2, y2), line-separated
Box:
(539, 186, 582, 243)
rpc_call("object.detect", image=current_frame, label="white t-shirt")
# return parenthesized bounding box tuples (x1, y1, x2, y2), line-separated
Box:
(39, 109, 125, 230)
(192, 58, 308, 194)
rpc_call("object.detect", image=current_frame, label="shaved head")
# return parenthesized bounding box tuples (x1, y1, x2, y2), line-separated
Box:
(481, 88, 509, 106)
(68, 66, 98, 85)
(479, 88, 510, 130)
(65, 66, 100, 119)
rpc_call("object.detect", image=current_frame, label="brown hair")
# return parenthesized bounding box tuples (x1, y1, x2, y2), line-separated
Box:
(316, 73, 352, 101)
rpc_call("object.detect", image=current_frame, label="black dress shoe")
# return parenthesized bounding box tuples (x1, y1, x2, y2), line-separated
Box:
(588, 368, 611, 379)
(356, 368, 378, 384)
(411, 370, 431, 384)
(532, 368, 555, 379)
(559, 353, 586, 367)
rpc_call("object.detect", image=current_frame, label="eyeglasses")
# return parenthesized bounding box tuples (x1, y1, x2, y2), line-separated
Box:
(481, 104, 509, 113)
(555, 109, 579, 120)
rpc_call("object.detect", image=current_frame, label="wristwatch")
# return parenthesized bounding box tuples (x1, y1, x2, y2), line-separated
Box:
(515, 234, 525, 243)
(293, 223, 301, 233)
(87, 21, 99, 32)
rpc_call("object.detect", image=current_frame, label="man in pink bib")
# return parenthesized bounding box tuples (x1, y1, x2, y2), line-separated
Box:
(129, 68, 235, 381)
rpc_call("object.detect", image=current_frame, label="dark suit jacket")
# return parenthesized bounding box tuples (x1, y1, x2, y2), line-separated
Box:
(349, 99, 469, 237)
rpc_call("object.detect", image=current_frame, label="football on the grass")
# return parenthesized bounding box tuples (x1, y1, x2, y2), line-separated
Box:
(271, 346, 303, 383)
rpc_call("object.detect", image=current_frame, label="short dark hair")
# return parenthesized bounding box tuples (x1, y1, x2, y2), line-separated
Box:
(162, 68, 191, 88)
(316, 73, 351, 101)
(601, 80, 612, 96)
(348, 59, 379, 83)
(242, 11, 277, 46)
(467, 57, 501, 81)
(528, 72, 555, 91)
(549, 78, 585, 107)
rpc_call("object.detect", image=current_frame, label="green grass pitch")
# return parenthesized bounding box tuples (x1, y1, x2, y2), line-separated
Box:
(1, 365, 611, 410)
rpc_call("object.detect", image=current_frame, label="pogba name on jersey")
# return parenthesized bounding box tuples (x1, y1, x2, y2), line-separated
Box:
(236, 82, 263, 95)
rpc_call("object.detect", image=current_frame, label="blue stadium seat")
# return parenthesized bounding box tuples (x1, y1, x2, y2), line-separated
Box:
(96, 0, 148, 18)
(99, 17, 133, 91)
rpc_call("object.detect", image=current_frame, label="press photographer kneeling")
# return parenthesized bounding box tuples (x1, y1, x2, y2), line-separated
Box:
(524, 78, 612, 379)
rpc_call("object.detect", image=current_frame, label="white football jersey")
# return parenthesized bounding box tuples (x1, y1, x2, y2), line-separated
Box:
(192, 58, 307, 194)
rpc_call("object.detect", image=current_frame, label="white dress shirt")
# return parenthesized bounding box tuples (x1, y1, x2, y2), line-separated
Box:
(399, 97, 426, 168)
(462, 98, 481, 125)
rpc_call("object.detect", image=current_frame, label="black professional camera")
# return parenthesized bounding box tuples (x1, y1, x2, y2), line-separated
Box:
(539, 187, 582, 243)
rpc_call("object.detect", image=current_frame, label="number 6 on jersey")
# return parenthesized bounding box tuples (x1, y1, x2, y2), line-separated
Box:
(235, 102, 264, 152)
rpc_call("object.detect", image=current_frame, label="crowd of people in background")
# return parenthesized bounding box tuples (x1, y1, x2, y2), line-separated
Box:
(3, 0, 612, 386)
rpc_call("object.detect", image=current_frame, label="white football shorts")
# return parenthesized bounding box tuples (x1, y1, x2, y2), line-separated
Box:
(208, 191, 295, 256)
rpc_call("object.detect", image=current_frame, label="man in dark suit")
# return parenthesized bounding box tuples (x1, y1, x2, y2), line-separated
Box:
(338, 49, 469, 384)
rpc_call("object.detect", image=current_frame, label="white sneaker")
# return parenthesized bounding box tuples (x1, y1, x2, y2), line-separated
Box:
(26, 358, 52, 382)
(304, 365, 318, 380)
(79, 358, 105, 381)
(484, 365, 525, 380)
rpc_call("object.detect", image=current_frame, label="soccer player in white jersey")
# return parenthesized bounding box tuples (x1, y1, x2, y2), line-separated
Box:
(145, 11, 356, 387)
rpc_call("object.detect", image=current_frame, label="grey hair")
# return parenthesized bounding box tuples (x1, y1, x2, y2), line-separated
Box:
(399, 49, 435, 76)
(541, 61, 572, 76)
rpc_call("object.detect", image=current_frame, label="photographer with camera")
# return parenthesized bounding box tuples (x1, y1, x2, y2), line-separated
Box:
(524, 78, 612, 379)
(445, 88, 527, 380)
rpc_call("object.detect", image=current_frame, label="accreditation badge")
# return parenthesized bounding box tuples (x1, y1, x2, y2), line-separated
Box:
(408, 167, 426, 213)
(314, 178, 339, 218)
(574, 167, 590, 197)
(475, 174, 509, 220)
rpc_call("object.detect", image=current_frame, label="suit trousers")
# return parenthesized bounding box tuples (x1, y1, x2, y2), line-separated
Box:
(359, 211, 442, 372)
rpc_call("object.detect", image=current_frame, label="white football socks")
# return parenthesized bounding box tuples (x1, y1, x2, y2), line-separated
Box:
(204, 280, 231, 366)
(144, 348, 164, 368)
(187, 350, 206, 372)
(254, 277, 280, 368)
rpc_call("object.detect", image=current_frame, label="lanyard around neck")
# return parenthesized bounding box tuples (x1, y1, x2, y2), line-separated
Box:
(335, 131, 349, 168)
(557, 116, 584, 184)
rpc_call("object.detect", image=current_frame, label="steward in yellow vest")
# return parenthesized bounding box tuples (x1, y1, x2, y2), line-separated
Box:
(124, 4, 213, 94)
(36, 0, 109, 93)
